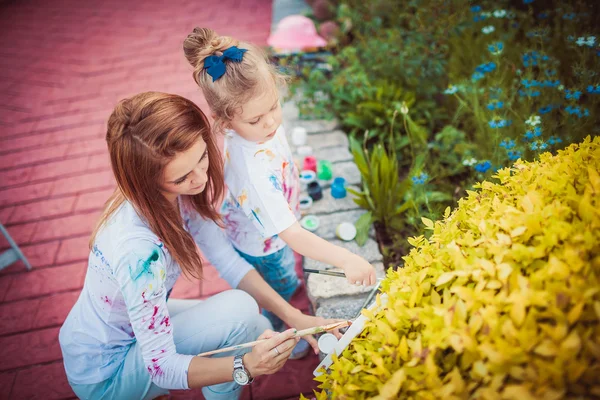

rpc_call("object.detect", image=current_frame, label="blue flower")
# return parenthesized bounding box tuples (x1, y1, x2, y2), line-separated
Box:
(474, 15, 486, 22)
(522, 51, 541, 67)
(411, 173, 429, 185)
(488, 42, 504, 55)
(565, 89, 582, 100)
(500, 139, 515, 149)
(523, 0, 534, 3)
(530, 141, 546, 151)
(489, 118, 511, 128)
(476, 62, 497, 73)
(524, 126, 542, 141)
(474, 161, 492, 173)
(547, 136, 563, 145)
(487, 101, 504, 110)
(563, 13, 576, 20)
(542, 79, 560, 88)
(545, 69, 556, 77)
(521, 79, 540, 88)
(507, 150, 522, 160)
(518, 89, 541, 97)
(471, 5, 482, 12)
(538, 105, 553, 114)
(537, 12, 548, 19)
(587, 85, 600, 94)
(472, 71, 485, 82)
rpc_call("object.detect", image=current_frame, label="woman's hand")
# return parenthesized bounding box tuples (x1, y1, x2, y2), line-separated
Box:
(339, 252, 377, 287)
(243, 328, 299, 378)
(285, 312, 344, 354)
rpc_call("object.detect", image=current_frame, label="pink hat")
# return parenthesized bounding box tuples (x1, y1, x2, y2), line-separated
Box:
(268, 15, 327, 51)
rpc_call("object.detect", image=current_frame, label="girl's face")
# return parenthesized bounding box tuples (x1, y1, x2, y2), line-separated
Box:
(161, 138, 209, 204)
(228, 86, 282, 143)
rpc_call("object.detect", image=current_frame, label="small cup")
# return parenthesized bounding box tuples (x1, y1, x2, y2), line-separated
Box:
(299, 170, 317, 191)
(299, 195, 313, 210)
(303, 156, 317, 173)
(318, 333, 338, 355)
(300, 215, 320, 231)
(291, 127, 308, 146)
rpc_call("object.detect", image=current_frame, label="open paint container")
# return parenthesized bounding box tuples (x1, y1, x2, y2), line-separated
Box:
(318, 333, 339, 355)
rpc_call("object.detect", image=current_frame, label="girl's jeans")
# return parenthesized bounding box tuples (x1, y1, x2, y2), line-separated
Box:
(235, 245, 299, 331)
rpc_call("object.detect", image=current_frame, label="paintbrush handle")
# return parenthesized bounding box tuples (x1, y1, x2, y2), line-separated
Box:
(303, 268, 346, 277)
(197, 320, 352, 357)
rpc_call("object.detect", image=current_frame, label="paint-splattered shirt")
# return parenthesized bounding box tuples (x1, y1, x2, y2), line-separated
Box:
(221, 126, 300, 257)
(59, 199, 253, 389)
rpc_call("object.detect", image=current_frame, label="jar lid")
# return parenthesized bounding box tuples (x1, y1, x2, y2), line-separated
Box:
(300, 215, 320, 231)
(318, 333, 338, 354)
(336, 222, 357, 241)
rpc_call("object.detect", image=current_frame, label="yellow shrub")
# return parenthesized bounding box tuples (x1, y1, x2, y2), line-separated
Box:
(309, 137, 600, 399)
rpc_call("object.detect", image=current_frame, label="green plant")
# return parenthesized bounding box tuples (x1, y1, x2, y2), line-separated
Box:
(349, 134, 413, 246)
(309, 136, 600, 399)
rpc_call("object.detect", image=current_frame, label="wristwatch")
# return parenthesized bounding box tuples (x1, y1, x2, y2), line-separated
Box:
(232, 354, 254, 385)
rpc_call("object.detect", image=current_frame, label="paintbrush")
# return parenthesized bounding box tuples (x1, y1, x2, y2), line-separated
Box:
(197, 320, 353, 357)
(304, 268, 383, 282)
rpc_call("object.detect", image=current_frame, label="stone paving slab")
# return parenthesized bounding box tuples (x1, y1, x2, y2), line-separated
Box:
(309, 209, 375, 241)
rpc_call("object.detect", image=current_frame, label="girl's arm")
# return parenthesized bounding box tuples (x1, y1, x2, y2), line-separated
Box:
(278, 222, 377, 286)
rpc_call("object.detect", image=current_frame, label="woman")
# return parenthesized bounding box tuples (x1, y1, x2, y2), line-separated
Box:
(59, 92, 337, 399)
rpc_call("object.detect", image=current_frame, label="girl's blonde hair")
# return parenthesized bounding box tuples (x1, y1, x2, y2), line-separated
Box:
(90, 92, 224, 279)
(183, 27, 286, 133)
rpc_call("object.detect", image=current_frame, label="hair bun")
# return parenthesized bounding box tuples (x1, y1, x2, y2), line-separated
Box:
(183, 27, 238, 78)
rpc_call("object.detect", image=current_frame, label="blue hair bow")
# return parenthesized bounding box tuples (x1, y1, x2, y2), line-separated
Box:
(203, 46, 247, 82)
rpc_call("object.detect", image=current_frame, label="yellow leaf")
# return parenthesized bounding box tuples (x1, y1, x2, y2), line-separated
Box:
(431, 289, 441, 306)
(510, 226, 526, 237)
(567, 301, 584, 324)
(378, 368, 406, 399)
(399, 336, 409, 360)
(421, 217, 434, 229)
(534, 340, 557, 357)
(560, 330, 581, 354)
(436, 272, 455, 287)
(502, 384, 536, 400)
(510, 302, 526, 327)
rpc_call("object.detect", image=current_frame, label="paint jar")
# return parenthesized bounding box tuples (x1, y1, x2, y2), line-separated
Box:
(296, 145, 313, 156)
(330, 176, 346, 199)
(336, 222, 357, 241)
(299, 170, 317, 191)
(307, 181, 323, 201)
(317, 160, 333, 184)
(291, 127, 307, 146)
(299, 195, 313, 210)
(300, 215, 320, 231)
(318, 333, 338, 355)
(303, 156, 317, 173)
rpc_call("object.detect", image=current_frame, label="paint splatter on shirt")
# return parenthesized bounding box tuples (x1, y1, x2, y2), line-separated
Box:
(221, 127, 300, 257)
(59, 200, 253, 389)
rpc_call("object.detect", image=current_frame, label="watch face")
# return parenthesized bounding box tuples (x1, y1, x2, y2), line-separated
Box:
(234, 369, 249, 385)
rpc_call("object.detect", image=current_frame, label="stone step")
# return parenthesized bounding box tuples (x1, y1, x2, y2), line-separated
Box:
(315, 294, 372, 321)
(308, 209, 375, 241)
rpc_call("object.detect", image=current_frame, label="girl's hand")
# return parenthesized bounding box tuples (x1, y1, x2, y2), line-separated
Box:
(285, 312, 344, 354)
(340, 253, 377, 286)
(244, 329, 299, 378)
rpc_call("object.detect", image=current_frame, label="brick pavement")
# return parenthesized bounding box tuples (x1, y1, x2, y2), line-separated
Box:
(0, 1, 319, 398)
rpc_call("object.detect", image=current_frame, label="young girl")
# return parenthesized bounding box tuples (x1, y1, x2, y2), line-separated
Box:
(59, 92, 337, 400)
(183, 29, 377, 342)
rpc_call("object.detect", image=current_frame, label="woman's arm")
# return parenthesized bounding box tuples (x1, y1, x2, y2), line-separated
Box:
(278, 222, 377, 286)
(187, 329, 298, 388)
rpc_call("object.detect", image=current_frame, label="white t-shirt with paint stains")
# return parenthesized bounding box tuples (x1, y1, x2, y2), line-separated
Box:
(59, 199, 253, 389)
(221, 127, 300, 257)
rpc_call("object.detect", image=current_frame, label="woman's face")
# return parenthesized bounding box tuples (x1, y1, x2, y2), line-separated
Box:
(161, 138, 209, 204)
